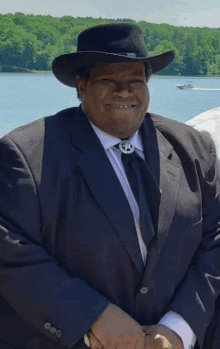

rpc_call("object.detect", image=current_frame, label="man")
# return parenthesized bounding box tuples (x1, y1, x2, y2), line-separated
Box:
(0, 23, 219, 349)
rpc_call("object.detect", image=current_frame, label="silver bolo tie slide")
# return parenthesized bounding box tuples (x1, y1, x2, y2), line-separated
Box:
(118, 140, 135, 154)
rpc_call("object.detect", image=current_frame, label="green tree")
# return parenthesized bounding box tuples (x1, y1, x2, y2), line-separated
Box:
(1, 12, 220, 75)
(207, 55, 220, 76)
(0, 17, 39, 70)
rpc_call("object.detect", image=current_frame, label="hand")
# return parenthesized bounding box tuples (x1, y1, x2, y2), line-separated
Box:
(142, 324, 184, 349)
(88, 303, 145, 349)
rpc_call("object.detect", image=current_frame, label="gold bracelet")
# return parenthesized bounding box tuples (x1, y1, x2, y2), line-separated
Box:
(84, 334, 91, 347)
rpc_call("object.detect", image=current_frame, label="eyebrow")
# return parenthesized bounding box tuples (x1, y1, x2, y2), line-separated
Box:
(131, 70, 145, 76)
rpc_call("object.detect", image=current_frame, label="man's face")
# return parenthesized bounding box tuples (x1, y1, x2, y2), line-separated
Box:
(76, 61, 150, 139)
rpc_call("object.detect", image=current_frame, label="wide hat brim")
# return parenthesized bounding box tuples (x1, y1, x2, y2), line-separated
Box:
(52, 50, 175, 88)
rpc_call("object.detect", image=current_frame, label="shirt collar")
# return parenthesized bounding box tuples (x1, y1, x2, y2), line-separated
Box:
(88, 118, 144, 152)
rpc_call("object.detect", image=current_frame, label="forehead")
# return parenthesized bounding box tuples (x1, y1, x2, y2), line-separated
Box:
(90, 61, 145, 78)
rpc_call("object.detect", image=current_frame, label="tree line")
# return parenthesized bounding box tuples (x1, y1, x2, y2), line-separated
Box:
(1, 12, 220, 76)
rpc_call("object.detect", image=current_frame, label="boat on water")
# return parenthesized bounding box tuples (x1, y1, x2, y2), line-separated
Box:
(176, 82, 193, 90)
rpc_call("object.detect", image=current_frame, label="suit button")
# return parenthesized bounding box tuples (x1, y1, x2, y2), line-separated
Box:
(44, 322, 51, 330)
(56, 329, 63, 337)
(140, 287, 149, 295)
(50, 326, 56, 334)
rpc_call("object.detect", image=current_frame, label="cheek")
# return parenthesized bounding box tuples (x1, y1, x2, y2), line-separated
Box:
(139, 87, 150, 108)
(96, 86, 110, 102)
(88, 86, 109, 109)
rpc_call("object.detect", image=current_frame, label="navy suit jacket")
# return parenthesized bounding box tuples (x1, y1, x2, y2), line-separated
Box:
(0, 106, 220, 349)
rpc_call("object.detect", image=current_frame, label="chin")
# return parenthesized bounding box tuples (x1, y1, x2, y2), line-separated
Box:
(116, 121, 140, 136)
(111, 127, 136, 139)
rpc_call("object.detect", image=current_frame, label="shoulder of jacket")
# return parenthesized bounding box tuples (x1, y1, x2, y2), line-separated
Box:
(147, 112, 216, 156)
(1, 107, 78, 143)
(148, 112, 211, 138)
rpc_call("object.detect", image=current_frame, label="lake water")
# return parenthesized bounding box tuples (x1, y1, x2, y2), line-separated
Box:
(1, 73, 220, 137)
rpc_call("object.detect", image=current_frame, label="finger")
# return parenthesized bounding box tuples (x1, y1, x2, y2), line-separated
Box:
(144, 335, 156, 349)
(87, 331, 104, 349)
(144, 344, 155, 349)
(114, 345, 127, 349)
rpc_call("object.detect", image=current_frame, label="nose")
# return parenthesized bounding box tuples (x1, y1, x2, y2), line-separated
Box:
(113, 82, 133, 98)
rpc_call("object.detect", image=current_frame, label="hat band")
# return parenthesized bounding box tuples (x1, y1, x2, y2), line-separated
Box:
(117, 52, 146, 58)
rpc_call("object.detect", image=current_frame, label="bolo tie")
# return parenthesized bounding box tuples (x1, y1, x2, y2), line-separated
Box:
(116, 140, 159, 247)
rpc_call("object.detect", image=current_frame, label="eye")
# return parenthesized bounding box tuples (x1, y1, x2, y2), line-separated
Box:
(131, 79, 145, 84)
(99, 78, 115, 85)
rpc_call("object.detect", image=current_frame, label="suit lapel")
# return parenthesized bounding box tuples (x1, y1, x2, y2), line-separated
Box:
(62, 107, 144, 275)
(156, 131, 181, 253)
(140, 117, 161, 235)
(141, 116, 181, 280)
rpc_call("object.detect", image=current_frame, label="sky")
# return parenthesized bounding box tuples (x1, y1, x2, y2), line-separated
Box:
(0, 0, 220, 28)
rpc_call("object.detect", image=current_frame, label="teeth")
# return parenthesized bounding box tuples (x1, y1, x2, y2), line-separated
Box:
(111, 104, 136, 108)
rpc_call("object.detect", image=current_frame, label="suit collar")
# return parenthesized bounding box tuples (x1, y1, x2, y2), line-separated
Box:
(61, 106, 173, 158)
(88, 115, 144, 153)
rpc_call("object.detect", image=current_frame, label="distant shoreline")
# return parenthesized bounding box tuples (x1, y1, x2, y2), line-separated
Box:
(1, 72, 220, 78)
(0, 71, 53, 74)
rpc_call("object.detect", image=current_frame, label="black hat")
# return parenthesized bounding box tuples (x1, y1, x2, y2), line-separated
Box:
(52, 22, 175, 88)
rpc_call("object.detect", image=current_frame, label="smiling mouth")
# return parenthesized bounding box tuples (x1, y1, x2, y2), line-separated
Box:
(106, 103, 138, 109)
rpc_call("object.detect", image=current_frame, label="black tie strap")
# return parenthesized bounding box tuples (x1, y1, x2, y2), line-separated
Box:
(116, 141, 157, 247)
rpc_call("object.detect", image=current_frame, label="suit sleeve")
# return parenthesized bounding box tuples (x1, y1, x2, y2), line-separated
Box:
(167, 136, 220, 348)
(0, 136, 109, 349)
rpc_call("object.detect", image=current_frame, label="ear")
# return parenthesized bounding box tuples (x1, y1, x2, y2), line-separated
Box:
(76, 76, 87, 100)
